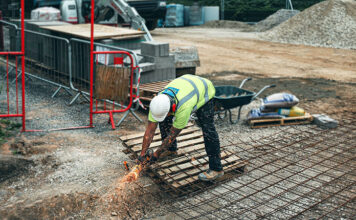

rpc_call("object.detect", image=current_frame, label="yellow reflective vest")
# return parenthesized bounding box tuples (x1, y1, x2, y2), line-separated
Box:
(149, 74, 216, 129)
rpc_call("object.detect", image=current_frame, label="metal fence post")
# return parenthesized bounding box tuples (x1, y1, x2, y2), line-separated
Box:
(0, 11, 4, 51)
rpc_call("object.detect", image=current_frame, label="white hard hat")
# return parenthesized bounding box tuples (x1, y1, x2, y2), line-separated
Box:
(150, 94, 171, 122)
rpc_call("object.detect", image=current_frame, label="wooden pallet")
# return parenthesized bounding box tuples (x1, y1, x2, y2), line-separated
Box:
(120, 124, 247, 193)
(134, 80, 172, 107)
(249, 113, 313, 128)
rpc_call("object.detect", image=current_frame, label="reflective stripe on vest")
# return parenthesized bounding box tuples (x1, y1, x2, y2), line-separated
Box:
(191, 75, 209, 103)
(177, 76, 209, 111)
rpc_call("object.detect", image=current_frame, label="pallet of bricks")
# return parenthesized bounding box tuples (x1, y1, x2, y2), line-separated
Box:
(248, 93, 313, 128)
(120, 123, 247, 194)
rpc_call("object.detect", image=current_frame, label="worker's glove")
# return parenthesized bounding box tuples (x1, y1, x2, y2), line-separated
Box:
(149, 155, 157, 164)
(137, 155, 145, 164)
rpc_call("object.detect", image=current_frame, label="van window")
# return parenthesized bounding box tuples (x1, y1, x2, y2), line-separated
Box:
(68, 5, 76, 10)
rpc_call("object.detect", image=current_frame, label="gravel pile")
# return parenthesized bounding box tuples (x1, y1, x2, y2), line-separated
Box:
(202, 20, 254, 31)
(261, 0, 356, 49)
(202, 9, 299, 32)
(254, 9, 300, 32)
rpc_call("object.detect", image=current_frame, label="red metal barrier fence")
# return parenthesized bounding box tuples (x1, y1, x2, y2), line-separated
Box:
(0, 0, 26, 131)
(89, 0, 138, 129)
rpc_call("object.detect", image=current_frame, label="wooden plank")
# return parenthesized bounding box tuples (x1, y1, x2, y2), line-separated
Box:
(140, 88, 163, 93)
(131, 136, 204, 153)
(130, 131, 202, 149)
(249, 114, 313, 128)
(120, 123, 195, 141)
(171, 159, 247, 188)
(151, 148, 207, 169)
(131, 137, 204, 153)
(111, 34, 143, 40)
(41, 24, 144, 40)
(125, 127, 201, 146)
(164, 154, 241, 183)
(158, 151, 232, 177)
(141, 80, 171, 87)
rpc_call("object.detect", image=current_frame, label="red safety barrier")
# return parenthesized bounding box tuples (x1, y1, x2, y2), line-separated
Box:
(91, 51, 137, 129)
(89, 0, 138, 129)
(0, 0, 26, 131)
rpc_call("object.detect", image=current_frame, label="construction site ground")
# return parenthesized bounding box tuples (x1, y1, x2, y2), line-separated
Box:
(0, 27, 355, 219)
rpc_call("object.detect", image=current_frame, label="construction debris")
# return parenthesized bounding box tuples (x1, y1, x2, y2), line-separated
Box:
(261, 0, 356, 49)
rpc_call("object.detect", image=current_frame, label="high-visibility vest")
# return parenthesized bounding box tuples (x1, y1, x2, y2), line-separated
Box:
(149, 74, 215, 129)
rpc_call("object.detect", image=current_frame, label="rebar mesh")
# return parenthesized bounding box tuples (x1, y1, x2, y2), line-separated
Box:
(129, 113, 355, 219)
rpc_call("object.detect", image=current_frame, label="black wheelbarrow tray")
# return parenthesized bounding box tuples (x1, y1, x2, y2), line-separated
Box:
(214, 77, 276, 124)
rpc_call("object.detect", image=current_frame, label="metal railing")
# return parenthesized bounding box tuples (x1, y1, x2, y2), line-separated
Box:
(0, 20, 144, 129)
(0, 0, 26, 131)
(70, 38, 143, 127)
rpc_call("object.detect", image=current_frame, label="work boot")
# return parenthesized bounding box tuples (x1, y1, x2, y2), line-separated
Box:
(158, 150, 178, 161)
(198, 169, 224, 181)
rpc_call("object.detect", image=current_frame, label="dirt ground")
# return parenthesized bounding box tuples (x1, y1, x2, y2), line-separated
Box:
(0, 27, 355, 219)
(153, 27, 356, 83)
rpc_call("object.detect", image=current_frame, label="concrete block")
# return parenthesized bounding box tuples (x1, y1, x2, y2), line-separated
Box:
(140, 67, 176, 84)
(141, 41, 169, 57)
(145, 55, 175, 69)
(313, 114, 338, 129)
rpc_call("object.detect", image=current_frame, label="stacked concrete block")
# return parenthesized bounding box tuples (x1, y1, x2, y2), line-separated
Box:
(141, 41, 169, 57)
(139, 41, 176, 84)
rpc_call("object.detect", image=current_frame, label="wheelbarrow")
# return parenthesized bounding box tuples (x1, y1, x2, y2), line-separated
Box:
(214, 78, 276, 124)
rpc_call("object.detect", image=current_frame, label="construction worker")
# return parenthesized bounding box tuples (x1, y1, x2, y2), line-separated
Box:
(139, 74, 223, 181)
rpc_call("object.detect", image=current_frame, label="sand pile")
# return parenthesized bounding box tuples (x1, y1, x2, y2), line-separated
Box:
(261, 0, 356, 49)
(254, 9, 299, 32)
(203, 20, 254, 31)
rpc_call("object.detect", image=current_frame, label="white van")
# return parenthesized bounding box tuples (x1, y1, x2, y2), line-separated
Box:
(60, 0, 78, 24)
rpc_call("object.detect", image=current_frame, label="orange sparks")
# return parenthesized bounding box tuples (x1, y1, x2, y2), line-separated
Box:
(122, 164, 143, 183)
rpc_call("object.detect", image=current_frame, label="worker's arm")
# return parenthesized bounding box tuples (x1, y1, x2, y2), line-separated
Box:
(154, 126, 182, 158)
(140, 121, 158, 158)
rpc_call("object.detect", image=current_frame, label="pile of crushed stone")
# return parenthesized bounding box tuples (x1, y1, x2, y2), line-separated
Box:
(253, 9, 299, 32)
(202, 9, 299, 32)
(261, 0, 356, 49)
(202, 20, 254, 31)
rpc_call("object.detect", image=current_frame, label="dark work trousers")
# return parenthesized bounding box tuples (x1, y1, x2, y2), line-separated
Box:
(159, 99, 223, 171)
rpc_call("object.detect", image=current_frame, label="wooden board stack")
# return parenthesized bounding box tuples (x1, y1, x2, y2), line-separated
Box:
(41, 24, 145, 40)
(134, 80, 172, 107)
(120, 124, 247, 194)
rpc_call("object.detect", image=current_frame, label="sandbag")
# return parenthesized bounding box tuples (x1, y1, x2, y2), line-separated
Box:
(247, 108, 284, 121)
(31, 7, 61, 21)
(262, 93, 299, 109)
(277, 106, 305, 117)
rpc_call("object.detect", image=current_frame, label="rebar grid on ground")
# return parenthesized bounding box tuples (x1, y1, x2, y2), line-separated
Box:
(130, 113, 355, 219)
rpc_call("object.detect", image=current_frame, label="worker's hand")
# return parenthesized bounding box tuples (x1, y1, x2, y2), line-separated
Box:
(137, 155, 144, 164)
(149, 154, 157, 164)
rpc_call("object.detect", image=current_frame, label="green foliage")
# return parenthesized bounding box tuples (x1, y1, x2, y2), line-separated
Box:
(167, 0, 325, 21)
